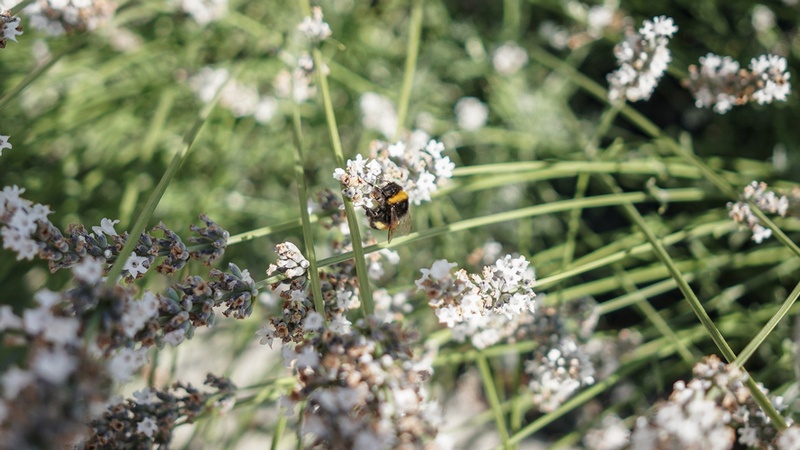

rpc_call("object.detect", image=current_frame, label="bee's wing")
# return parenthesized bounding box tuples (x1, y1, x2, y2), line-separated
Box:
(387, 208, 412, 243)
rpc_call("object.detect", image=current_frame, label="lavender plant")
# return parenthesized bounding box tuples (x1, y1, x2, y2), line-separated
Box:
(2, 1, 800, 449)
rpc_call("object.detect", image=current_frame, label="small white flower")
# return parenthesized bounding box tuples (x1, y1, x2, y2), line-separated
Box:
(296, 346, 320, 370)
(255, 324, 275, 348)
(92, 218, 120, 236)
(2, 365, 33, 399)
(72, 257, 104, 283)
(136, 416, 158, 437)
(32, 347, 77, 384)
(1, 15, 22, 44)
(42, 316, 80, 345)
(328, 314, 351, 334)
(133, 387, 159, 405)
(106, 347, 149, 381)
(0, 305, 21, 331)
(123, 254, 150, 278)
(0, 135, 11, 156)
(304, 312, 324, 331)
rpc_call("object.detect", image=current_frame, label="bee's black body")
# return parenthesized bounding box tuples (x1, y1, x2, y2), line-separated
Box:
(365, 182, 411, 242)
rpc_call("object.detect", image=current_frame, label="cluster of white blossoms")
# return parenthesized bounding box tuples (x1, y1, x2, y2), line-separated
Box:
(360, 92, 398, 139)
(454, 96, 489, 131)
(273, 52, 327, 103)
(334, 131, 454, 207)
(175, 0, 227, 25)
(283, 317, 440, 449)
(24, 0, 117, 36)
(492, 41, 528, 76)
(686, 53, 791, 114)
(0, 185, 52, 260)
(728, 181, 793, 244)
(525, 336, 596, 412)
(0, 11, 22, 49)
(188, 66, 278, 124)
(416, 255, 537, 349)
(607, 16, 678, 102)
(625, 355, 793, 450)
(297, 6, 331, 43)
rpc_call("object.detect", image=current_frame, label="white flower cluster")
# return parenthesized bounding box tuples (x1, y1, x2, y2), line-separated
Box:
(492, 41, 528, 76)
(454, 97, 489, 131)
(525, 337, 595, 413)
(583, 414, 631, 450)
(0, 11, 22, 49)
(284, 318, 440, 449)
(333, 131, 454, 207)
(189, 66, 278, 124)
(267, 241, 310, 280)
(607, 16, 678, 102)
(630, 355, 790, 449)
(750, 54, 792, 105)
(273, 53, 327, 103)
(0, 289, 80, 400)
(25, 0, 117, 36)
(359, 92, 398, 139)
(416, 255, 537, 349)
(0, 185, 51, 260)
(176, 0, 227, 25)
(297, 6, 331, 43)
(728, 181, 791, 244)
(687, 53, 791, 114)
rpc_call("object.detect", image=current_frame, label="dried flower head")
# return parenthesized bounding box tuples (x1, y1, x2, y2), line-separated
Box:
(607, 16, 678, 102)
(82, 374, 236, 449)
(285, 317, 439, 449)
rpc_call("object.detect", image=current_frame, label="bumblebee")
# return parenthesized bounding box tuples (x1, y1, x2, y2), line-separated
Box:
(365, 182, 411, 243)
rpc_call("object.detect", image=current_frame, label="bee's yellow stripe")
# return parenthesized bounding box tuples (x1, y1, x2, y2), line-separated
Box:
(387, 190, 408, 204)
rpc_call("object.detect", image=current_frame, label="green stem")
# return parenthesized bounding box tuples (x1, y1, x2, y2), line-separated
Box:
(477, 353, 511, 449)
(394, 0, 423, 139)
(104, 81, 223, 286)
(311, 47, 375, 315)
(290, 106, 326, 317)
(734, 280, 800, 368)
(0, 34, 90, 111)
